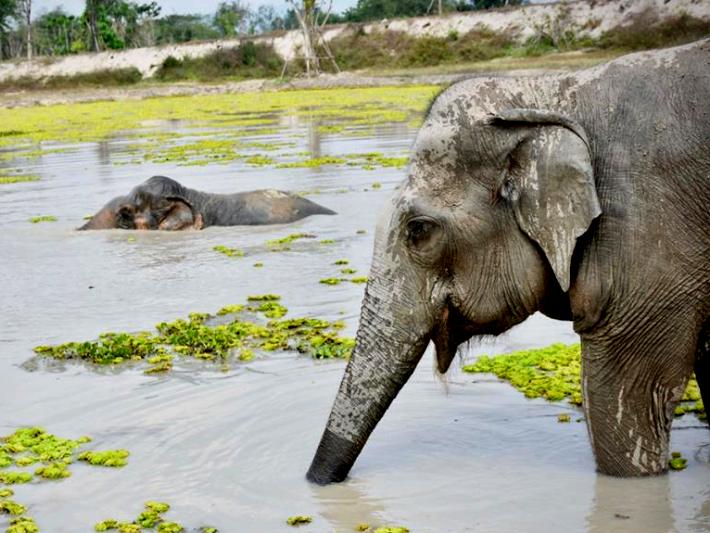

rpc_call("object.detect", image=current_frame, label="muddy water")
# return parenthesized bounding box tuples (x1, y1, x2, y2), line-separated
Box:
(1, 113, 708, 533)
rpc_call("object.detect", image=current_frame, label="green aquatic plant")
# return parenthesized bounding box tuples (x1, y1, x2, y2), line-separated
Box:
(356, 524, 370, 532)
(266, 233, 316, 251)
(356, 229, 367, 234)
(77, 450, 129, 467)
(374, 528, 409, 533)
(6, 516, 39, 533)
(334, 259, 349, 265)
(557, 414, 571, 423)
(34, 462, 71, 479)
(340, 268, 357, 275)
(668, 451, 687, 471)
(212, 245, 244, 258)
(253, 262, 264, 268)
(371, 182, 382, 189)
(95, 501, 190, 532)
(286, 515, 312, 526)
(246, 294, 280, 301)
(277, 156, 347, 169)
(319, 239, 335, 245)
(34, 296, 355, 373)
(319, 278, 342, 285)
(0, 489, 13, 498)
(0, 472, 31, 485)
(462, 343, 704, 419)
(0, 176, 39, 185)
(28, 216, 57, 224)
(0, 499, 26, 516)
(350, 277, 368, 284)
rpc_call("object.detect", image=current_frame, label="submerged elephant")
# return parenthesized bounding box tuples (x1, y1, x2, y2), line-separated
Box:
(79, 175, 335, 230)
(308, 40, 709, 483)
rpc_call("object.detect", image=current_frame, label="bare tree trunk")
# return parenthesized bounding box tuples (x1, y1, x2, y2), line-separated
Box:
(438, 0, 442, 15)
(87, 0, 101, 52)
(19, 0, 32, 59)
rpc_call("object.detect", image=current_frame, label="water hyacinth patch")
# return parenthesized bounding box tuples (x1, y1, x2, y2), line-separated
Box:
(463, 343, 704, 420)
(0, 427, 129, 530)
(266, 233, 316, 251)
(28, 216, 57, 224)
(94, 501, 209, 533)
(34, 296, 355, 373)
(286, 515, 312, 526)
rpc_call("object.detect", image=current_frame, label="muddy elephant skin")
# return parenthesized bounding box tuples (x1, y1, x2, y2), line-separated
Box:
(307, 40, 710, 484)
(79, 175, 336, 230)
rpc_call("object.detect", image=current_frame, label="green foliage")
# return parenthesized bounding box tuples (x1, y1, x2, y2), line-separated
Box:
(154, 14, 219, 44)
(463, 343, 705, 420)
(286, 515, 312, 526)
(213, 1, 248, 37)
(155, 41, 282, 81)
(29, 215, 57, 223)
(34, 297, 355, 371)
(668, 451, 687, 471)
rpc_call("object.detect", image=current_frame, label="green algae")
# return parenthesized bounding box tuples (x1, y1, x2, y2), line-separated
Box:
(253, 262, 264, 268)
(668, 451, 687, 471)
(77, 450, 129, 467)
(319, 278, 342, 286)
(341, 268, 358, 275)
(246, 294, 280, 301)
(0, 176, 39, 185)
(350, 277, 368, 284)
(0, 500, 26, 516)
(212, 245, 244, 258)
(374, 528, 409, 533)
(286, 515, 312, 526)
(0, 428, 129, 531)
(319, 239, 335, 245)
(334, 259, 349, 265)
(34, 296, 355, 373)
(557, 414, 571, 423)
(462, 343, 705, 419)
(95, 501, 189, 533)
(28, 216, 57, 224)
(0, 86, 436, 170)
(6, 516, 38, 533)
(266, 233, 316, 251)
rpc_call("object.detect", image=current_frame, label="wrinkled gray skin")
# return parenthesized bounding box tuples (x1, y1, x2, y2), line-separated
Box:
(79, 175, 335, 230)
(308, 40, 710, 483)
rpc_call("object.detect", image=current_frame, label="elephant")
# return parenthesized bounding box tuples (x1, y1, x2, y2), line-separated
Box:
(79, 175, 335, 230)
(307, 40, 710, 484)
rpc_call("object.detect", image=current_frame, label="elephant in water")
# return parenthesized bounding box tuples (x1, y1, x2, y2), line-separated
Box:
(307, 40, 710, 483)
(79, 175, 335, 230)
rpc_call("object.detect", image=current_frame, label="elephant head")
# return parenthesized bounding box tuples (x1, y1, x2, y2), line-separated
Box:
(79, 177, 203, 230)
(307, 88, 601, 484)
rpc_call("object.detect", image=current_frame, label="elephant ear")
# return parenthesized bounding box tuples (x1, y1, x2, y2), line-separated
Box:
(492, 109, 601, 292)
(159, 196, 203, 230)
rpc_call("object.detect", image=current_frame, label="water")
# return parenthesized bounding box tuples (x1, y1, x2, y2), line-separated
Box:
(1, 112, 707, 532)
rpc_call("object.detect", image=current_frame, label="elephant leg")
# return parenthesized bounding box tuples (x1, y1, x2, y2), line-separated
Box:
(695, 325, 709, 428)
(580, 319, 697, 477)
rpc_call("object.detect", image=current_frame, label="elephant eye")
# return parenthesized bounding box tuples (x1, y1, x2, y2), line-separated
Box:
(406, 216, 441, 251)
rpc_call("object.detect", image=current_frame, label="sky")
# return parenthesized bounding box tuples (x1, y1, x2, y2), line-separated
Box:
(33, 0, 359, 17)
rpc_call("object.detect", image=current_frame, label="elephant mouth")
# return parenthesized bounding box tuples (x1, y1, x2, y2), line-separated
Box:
(431, 304, 475, 374)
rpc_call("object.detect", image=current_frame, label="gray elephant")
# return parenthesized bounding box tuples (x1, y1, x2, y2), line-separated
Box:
(307, 39, 709, 483)
(79, 175, 335, 230)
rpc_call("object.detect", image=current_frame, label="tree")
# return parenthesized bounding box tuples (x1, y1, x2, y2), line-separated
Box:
(213, 1, 249, 37)
(0, 0, 16, 58)
(33, 8, 83, 55)
(16, 0, 30, 58)
(154, 14, 219, 43)
(285, 0, 338, 76)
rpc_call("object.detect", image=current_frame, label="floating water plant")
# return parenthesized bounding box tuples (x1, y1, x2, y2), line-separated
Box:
(0, 176, 39, 185)
(266, 233, 316, 251)
(374, 528, 409, 533)
(340, 268, 357, 275)
(319, 278, 342, 286)
(0, 427, 129, 531)
(34, 296, 355, 373)
(334, 259, 349, 265)
(372, 182, 382, 189)
(286, 515, 312, 526)
(463, 344, 704, 419)
(212, 245, 244, 258)
(253, 262, 264, 268)
(28, 216, 57, 224)
(557, 414, 571, 423)
(94, 501, 204, 532)
(350, 277, 368, 284)
(668, 451, 687, 471)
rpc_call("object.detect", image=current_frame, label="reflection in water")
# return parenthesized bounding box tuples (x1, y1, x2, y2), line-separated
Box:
(312, 481, 386, 531)
(587, 475, 675, 532)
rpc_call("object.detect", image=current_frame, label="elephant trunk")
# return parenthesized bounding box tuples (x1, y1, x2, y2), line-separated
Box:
(307, 275, 431, 484)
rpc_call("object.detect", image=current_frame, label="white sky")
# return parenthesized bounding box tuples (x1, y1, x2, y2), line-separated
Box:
(33, 0, 359, 17)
